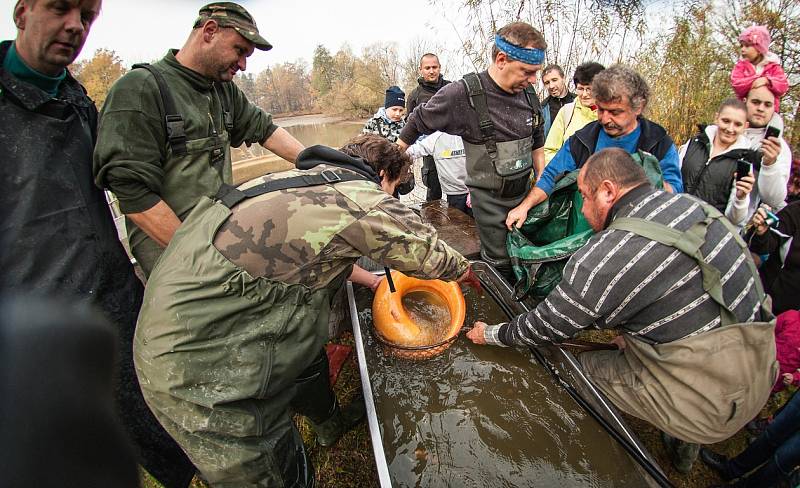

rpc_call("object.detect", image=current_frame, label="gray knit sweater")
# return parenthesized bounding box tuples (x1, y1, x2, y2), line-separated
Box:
(485, 185, 765, 347)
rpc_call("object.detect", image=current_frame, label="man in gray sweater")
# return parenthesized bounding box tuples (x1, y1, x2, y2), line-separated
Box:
(468, 148, 778, 473)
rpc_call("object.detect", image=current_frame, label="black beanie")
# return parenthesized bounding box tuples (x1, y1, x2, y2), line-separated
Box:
(384, 86, 405, 109)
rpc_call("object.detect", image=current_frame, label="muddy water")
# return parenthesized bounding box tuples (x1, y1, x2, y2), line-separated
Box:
(355, 286, 648, 487)
(400, 291, 453, 346)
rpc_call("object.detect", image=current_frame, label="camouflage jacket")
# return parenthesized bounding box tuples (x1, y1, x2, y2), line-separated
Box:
(362, 108, 405, 143)
(213, 159, 469, 289)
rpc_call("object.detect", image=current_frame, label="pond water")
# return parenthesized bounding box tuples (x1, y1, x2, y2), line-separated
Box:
(354, 285, 650, 488)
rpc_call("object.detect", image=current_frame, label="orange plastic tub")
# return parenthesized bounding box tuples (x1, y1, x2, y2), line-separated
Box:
(371, 270, 466, 360)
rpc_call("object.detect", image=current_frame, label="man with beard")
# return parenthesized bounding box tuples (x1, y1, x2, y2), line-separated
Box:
(406, 53, 451, 202)
(1, 0, 194, 486)
(94, 2, 305, 278)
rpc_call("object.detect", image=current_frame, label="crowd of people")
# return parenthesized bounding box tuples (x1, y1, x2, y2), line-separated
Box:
(1, 0, 798, 487)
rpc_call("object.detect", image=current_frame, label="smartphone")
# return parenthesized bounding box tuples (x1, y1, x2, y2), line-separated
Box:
(735, 160, 752, 181)
(765, 125, 781, 139)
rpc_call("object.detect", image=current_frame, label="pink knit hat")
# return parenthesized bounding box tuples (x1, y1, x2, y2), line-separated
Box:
(739, 25, 771, 55)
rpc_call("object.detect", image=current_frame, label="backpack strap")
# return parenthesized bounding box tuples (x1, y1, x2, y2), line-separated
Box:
(214, 170, 369, 209)
(608, 200, 767, 326)
(132, 63, 187, 156)
(462, 72, 498, 163)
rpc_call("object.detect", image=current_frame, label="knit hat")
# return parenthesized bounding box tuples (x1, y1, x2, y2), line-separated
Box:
(384, 86, 405, 109)
(739, 25, 771, 55)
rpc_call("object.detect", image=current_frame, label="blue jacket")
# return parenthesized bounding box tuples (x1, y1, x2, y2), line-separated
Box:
(537, 118, 683, 194)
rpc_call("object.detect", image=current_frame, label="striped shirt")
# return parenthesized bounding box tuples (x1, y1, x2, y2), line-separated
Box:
(485, 185, 765, 347)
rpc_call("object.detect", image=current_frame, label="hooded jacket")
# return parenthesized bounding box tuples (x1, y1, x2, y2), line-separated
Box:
(678, 124, 759, 225)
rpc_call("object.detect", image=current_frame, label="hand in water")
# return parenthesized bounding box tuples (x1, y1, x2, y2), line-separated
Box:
(466, 321, 487, 345)
(458, 266, 483, 294)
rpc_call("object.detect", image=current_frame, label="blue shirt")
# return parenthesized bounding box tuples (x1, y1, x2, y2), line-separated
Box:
(536, 124, 684, 194)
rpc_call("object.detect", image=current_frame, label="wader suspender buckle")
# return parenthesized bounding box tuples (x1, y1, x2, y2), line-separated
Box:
(213, 83, 234, 132)
(463, 73, 499, 163)
(214, 170, 367, 209)
(608, 200, 768, 327)
(132, 63, 188, 156)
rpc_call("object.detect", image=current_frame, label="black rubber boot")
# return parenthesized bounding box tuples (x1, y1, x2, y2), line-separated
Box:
(290, 350, 337, 423)
(310, 394, 367, 447)
(662, 432, 699, 474)
(700, 448, 737, 481)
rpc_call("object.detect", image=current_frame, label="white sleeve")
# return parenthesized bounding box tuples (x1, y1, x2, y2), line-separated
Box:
(724, 183, 750, 226)
(677, 140, 689, 169)
(757, 139, 791, 209)
(405, 132, 440, 159)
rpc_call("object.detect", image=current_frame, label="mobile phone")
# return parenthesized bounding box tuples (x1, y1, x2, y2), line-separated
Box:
(765, 125, 781, 139)
(735, 160, 752, 181)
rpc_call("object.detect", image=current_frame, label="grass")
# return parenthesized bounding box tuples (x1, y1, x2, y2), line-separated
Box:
(139, 329, 791, 487)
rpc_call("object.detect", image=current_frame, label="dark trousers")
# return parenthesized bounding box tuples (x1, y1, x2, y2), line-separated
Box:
(422, 156, 442, 201)
(446, 193, 473, 218)
(727, 391, 800, 486)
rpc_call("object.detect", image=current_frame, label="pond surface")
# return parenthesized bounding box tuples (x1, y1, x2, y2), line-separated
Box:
(354, 286, 650, 488)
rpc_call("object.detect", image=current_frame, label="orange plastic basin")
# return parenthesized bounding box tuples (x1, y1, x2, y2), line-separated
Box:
(372, 271, 465, 359)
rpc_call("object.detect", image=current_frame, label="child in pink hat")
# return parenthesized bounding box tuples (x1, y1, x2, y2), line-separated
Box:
(730, 25, 789, 110)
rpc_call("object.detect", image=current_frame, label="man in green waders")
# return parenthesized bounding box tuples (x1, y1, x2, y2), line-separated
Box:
(93, 2, 305, 278)
(134, 134, 479, 486)
(398, 22, 546, 282)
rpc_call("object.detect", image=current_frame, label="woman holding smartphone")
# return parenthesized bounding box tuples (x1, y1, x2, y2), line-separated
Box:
(678, 98, 759, 225)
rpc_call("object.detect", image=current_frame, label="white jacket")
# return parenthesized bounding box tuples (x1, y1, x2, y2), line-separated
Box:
(742, 113, 792, 217)
(406, 132, 468, 195)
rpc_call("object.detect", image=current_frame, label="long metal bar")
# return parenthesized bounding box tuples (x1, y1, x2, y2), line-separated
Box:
(346, 282, 393, 487)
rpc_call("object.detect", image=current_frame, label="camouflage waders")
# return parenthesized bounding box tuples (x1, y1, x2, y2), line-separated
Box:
(134, 196, 330, 487)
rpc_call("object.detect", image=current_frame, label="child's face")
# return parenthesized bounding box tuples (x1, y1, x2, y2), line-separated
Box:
(386, 106, 405, 122)
(740, 42, 762, 63)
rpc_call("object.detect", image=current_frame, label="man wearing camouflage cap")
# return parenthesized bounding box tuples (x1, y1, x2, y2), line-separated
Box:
(94, 1, 305, 278)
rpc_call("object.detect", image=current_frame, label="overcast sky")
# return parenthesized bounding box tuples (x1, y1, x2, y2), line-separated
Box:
(0, 0, 467, 74)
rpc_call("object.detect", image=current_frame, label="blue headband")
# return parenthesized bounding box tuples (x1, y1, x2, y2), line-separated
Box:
(494, 34, 545, 65)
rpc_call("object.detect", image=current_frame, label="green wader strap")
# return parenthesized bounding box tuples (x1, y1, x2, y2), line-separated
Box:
(608, 200, 766, 326)
(131, 63, 188, 156)
(463, 73, 498, 163)
(213, 82, 234, 132)
(215, 169, 369, 208)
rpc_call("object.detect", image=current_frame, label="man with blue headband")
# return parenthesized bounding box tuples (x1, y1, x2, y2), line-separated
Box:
(398, 22, 547, 281)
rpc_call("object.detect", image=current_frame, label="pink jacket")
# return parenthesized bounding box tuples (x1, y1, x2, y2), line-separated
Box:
(774, 310, 800, 392)
(731, 55, 789, 110)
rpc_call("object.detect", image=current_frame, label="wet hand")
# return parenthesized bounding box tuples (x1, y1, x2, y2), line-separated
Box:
(761, 137, 781, 166)
(466, 321, 487, 345)
(783, 372, 794, 386)
(735, 173, 755, 200)
(505, 204, 530, 230)
(458, 266, 483, 294)
(611, 335, 626, 350)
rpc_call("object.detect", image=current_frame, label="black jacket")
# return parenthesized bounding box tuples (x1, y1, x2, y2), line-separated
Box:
(406, 76, 450, 116)
(0, 40, 195, 487)
(681, 126, 758, 212)
(749, 200, 800, 315)
(570, 117, 674, 167)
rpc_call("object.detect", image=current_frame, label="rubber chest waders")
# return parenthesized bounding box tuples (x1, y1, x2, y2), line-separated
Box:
(126, 63, 235, 277)
(136, 169, 372, 486)
(461, 73, 539, 272)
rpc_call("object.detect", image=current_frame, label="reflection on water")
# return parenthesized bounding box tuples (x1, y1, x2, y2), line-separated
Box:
(400, 291, 453, 346)
(284, 120, 363, 148)
(356, 286, 647, 488)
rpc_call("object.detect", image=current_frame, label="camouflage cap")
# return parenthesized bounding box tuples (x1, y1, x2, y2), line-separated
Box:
(195, 2, 272, 51)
